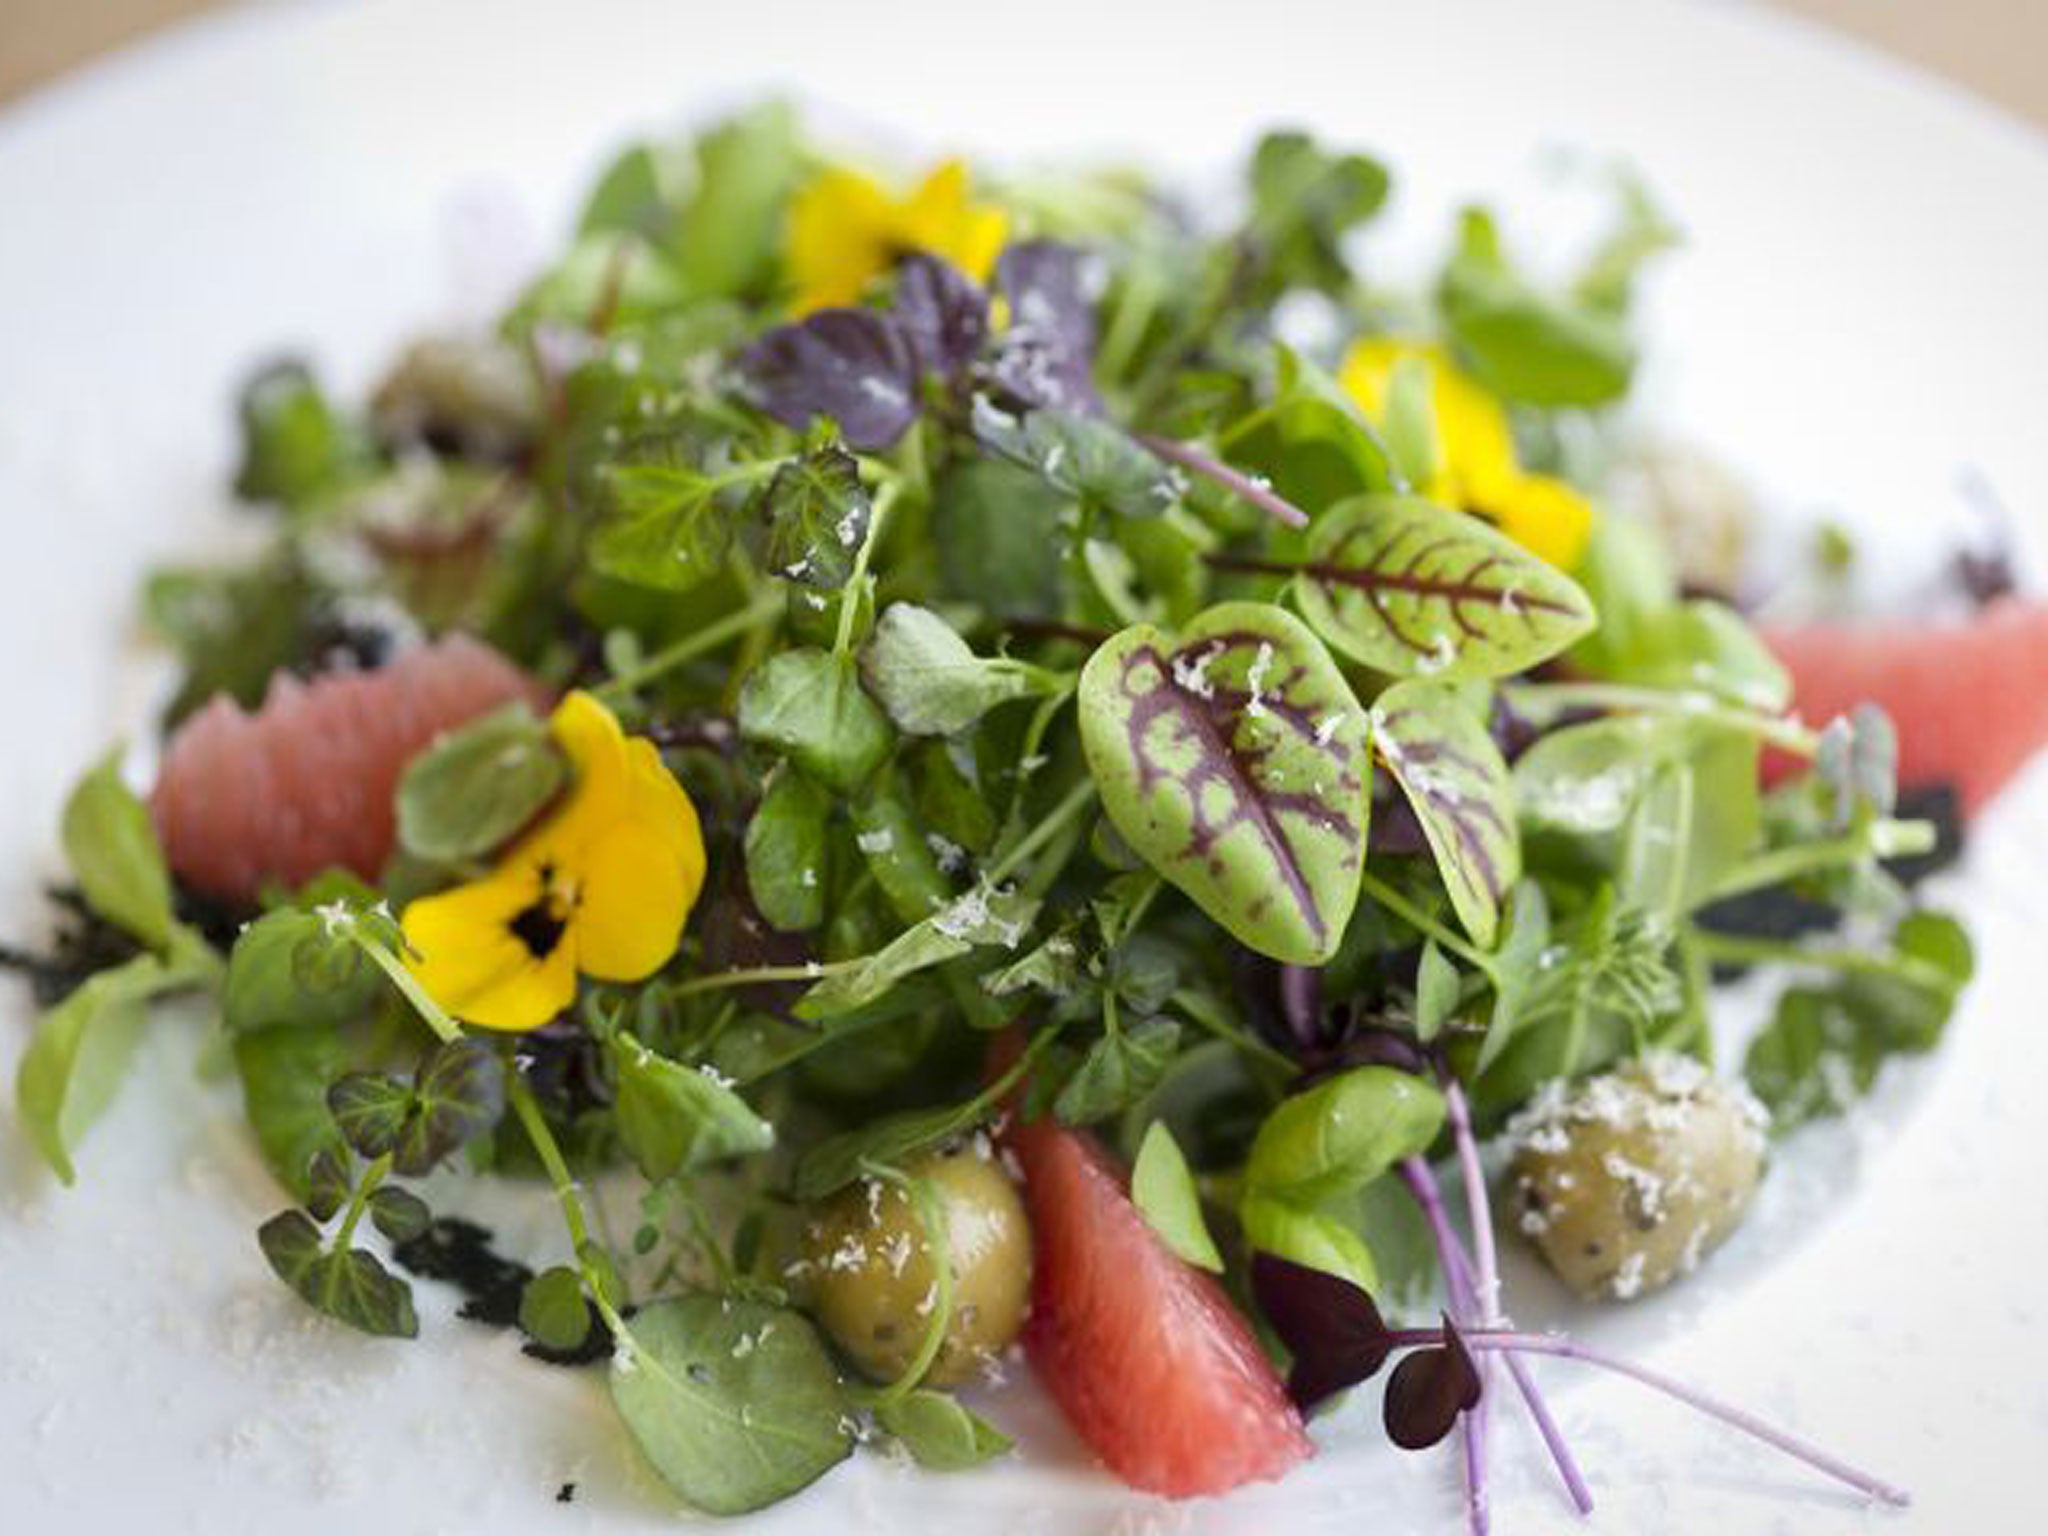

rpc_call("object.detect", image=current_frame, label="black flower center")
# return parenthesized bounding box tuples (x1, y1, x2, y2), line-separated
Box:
(508, 866, 572, 959)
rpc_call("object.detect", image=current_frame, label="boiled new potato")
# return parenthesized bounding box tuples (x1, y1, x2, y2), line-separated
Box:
(799, 1135, 1031, 1385)
(1509, 1052, 1768, 1301)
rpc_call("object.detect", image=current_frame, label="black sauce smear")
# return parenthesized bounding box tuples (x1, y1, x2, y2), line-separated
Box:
(391, 1216, 615, 1367)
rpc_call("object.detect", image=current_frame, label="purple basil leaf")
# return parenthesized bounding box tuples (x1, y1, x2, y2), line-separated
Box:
(988, 239, 1102, 413)
(740, 308, 920, 450)
(893, 254, 989, 381)
(1382, 1313, 1483, 1450)
(1250, 1252, 1394, 1414)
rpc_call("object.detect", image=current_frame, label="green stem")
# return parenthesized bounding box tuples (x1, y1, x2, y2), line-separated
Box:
(596, 592, 784, 704)
(862, 1167, 954, 1409)
(330, 1152, 392, 1255)
(353, 937, 462, 1044)
(505, 1069, 629, 1336)
(1697, 818, 1935, 907)
(665, 958, 864, 999)
(1502, 681, 1821, 758)
(834, 480, 899, 658)
(1096, 260, 1163, 384)
(1689, 928, 1955, 991)
(1171, 987, 1298, 1075)
(1358, 868, 1492, 971)
(988, 778, 1098, 885)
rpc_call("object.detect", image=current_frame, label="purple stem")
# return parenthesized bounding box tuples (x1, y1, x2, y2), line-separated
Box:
(1133, 433, 1309, 529)
(1443, 1078, 1503, 1534)
(1381, 1328, 1910, 1509)
(1402, 1158, 1595, 1517)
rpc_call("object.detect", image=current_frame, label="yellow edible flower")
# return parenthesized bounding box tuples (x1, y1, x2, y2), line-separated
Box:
(785, 159, 1007, 316)
(400, 692, 705, 1031)
(1339, 338, 1594, 572)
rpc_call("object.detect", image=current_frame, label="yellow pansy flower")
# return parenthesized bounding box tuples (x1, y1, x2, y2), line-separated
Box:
(785, 159, 1007, 316)
(401, 691, 705, 1031)
(1339, 338, 1594, 571)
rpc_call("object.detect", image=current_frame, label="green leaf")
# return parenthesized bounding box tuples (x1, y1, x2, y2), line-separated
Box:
(1744, 910, 1973, 1130)
(1227, 346, 1394, 511)
(591, 459, 737, 594)
(1079, 601, 1371, 965)
(1239, 1193, 1380, 1293)
(793, 886, 1038, 1021)
(231, 360, 374, 508)
(1244, 1066, 1446, 1207)
(610, 1294, 851, 1516)
(975, 403, 1174, 520)
(61, 750, 174, 950)
(222, 907, 381, 1035)
(1414, 941, 1460, 1043)
(761, 445, 870, 591)
(1247, 131, 1390, 293)
(674, 103, 801, 301)
(929, 457, 1068, 619)
(737, 648, 893, 795)
(395, 704, 565, 864)
(258, 1212, 419, 1339)
(577, 142, 675, 241)
(326, 1071, 411, 1160)
(612, 1036, 775, 1180)
(1290, 494, 1595, 679)
(875, 1390, 1014, 1471)
(744, 769, 831, 932)
(367, 1187, 432, 1244)
(305, 1150, 351, 1222)
(519, 1265, 593, 1352)
(233, 1024, 347, 1200)
(1131, 1121, 1222, 1270)
(16, 944, 212, 1183)
(1373, 679, 1520, 948)
(396, 1039, 505, 1176)
(1054, 1015, 1179, 1125)
(1438, 206, 1638, 408)
(1381, 354, 1439, 491)
(859, 603, 1051, 738)
(1478, 881, 1551, 1071)
(849, 780, 956, 924)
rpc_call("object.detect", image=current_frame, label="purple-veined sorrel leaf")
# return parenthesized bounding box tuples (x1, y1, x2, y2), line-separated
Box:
(1382, 1313, 1482, 1450)
(1290, 493, 1593, 679)
(1373, 679, 1520, 948)
(1079, 601, 1370, 964)
(739, 308, 919, 451)
(893, 254, 988, 381)
(988, 239, 1101, 413)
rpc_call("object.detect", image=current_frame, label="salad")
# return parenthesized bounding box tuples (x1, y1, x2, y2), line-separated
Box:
(5, 103, 2029, 1528)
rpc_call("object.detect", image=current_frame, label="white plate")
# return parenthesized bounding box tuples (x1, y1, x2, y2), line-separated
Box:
(4, 1, 2048, 1532)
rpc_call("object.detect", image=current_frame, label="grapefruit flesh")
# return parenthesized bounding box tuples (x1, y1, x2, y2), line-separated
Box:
(1763, 598, 2048, 816)
(1007, 1117, 1312, 1498)
(151, 634, 546, 903)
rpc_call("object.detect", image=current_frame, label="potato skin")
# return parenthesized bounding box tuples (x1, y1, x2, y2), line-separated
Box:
(800, 1136, 1031, 1385)
(1508, 1052, 1768, 1301)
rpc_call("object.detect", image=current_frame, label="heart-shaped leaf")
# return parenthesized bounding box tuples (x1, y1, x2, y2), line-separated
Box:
(741, 308, 920, 451)
(1382, 1314, 1483, 1450)
(1079, 602, 1371, 964)
(1372, 680, 1520, 948)
(1290, 494, 1593, 679)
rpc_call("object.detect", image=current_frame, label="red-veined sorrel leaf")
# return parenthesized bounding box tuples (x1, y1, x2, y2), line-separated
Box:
(1291, 494, 1593, 679)
(1373, 679, 1519, 947)
(1079, 602, 1370, 965)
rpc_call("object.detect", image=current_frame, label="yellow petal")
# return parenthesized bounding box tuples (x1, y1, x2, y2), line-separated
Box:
(573, 820, 692, 982)
(401, 866, 575, 1031)
(1339, 337, 1518, 505)
(786, 166, 896, 315)
(1482, 472, 1596, 572)
(897, 160, 1006, 283)
(525, 690, 634, 863)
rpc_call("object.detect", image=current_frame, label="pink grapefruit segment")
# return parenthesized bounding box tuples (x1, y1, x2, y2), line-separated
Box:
(1007, 1117, 1312, 1499)
(1763, 598, 2048, 816)
(152, 634, 547, 903)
